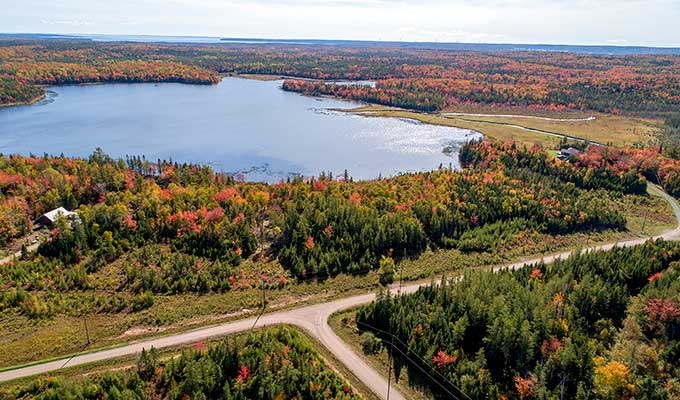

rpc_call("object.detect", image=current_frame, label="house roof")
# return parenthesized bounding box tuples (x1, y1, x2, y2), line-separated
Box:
(560, 147, 582, 156)
(40, 207, 78, 223)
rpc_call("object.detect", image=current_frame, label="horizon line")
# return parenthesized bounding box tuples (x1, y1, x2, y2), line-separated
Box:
(1, 32, 679, 50)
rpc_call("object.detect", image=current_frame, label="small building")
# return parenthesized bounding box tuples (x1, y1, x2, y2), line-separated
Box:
(557, 147, 582, 161)
(36, 207, 79, 227)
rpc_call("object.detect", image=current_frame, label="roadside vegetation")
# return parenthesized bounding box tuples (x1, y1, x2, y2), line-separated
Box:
(1, 326, 362, 399)
(2, 37, 680, 398)
(352, 240, 680, 399)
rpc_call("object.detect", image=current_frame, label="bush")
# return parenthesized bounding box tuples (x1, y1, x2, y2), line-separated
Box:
(378, 255, 395, 286)
(360, 331, 381, 355)
(130, 291, 154, 312)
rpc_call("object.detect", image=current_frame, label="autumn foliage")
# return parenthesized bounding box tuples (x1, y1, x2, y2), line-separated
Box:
(7, 327, 360, 399)
(0, 141, 640, 318)
(357, 240, 680, 399)
(0, 40, 220, 105)
(3, 38, 680, 114)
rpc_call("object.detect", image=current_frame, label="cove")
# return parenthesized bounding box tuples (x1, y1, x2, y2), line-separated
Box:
(0, 77, 480, 181)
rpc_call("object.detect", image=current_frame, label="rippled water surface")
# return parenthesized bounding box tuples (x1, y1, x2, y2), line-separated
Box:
(0, 78, 480, 181)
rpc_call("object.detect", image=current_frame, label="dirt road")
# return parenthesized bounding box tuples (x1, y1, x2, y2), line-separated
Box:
(1, 185, 678, 400)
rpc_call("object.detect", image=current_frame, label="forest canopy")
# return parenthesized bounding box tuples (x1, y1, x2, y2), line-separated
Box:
(2, 38, 680, 114)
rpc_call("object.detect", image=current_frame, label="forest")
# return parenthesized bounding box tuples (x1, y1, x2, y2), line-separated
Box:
(356, 240, 680, 399)
(0, 138, 653, 319)
(2, 35, 680, 399)
(2, 326, 360, 399)
(1, 38, 680, 114)
(462, 138, 680, 201)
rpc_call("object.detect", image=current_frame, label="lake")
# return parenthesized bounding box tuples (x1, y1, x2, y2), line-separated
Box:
(0, 77, 480, 181)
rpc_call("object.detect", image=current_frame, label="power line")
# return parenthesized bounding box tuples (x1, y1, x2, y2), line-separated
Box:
(356, 320, 472, 400)
(389, 343, 461, 400)
(364, 323, 462, 400)
(386, 335, 393, 400)
(250, 282, 267, 331)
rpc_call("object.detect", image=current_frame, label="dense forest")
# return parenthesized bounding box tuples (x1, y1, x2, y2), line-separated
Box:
(2, 326, 360, 399)
(356, 240, 680, 399)
(1, 38, 680, 114)
(0, 139, 650, 318)
(463, 138, 680, 200)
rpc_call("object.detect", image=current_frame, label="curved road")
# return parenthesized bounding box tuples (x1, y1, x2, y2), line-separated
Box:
(1, 185, 679, 400)
(441, 112, 596, 122)
(442, 115, 604, 146)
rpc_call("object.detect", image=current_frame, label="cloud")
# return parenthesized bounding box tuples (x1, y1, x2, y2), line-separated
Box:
(1, 0, 674, 47)
(40, 19, 94, 26)
(392, 27, 508, 43)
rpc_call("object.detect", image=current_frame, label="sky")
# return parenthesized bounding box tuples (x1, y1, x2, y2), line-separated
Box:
(1, 0, 679, 47)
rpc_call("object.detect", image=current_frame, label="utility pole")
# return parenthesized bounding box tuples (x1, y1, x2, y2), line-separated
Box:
(389, 262, 405, 399)
(398, 262, 404, 295)
(83, 316, 90, 345)
(251, 278, 267, 331)
(386, 335, 393, 400)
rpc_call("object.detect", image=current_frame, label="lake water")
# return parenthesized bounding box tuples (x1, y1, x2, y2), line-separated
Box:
(0, 77, 480, 181)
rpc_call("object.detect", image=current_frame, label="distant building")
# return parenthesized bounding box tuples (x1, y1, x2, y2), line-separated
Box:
(557, 147, 582, 160)
(36, 207, 79, 227)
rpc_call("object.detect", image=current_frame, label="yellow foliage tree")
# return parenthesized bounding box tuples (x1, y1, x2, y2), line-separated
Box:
(594, 359, 633, 399)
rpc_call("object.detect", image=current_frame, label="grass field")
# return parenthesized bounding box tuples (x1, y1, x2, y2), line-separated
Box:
(0, 191, 674, 369)
(346, 105, 660, 147)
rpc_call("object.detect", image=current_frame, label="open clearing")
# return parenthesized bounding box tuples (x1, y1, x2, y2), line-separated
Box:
(347, 105, 660, 147)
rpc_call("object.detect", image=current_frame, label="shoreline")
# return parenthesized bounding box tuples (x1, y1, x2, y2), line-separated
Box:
(1, 76, 633, 164)
(1, 77, 221, 110)
(0, 92, 46, 109)
(0, 77, 480, 184)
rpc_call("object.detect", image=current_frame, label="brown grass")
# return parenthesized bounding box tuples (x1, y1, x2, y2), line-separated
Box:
(345, 105, 660, 147)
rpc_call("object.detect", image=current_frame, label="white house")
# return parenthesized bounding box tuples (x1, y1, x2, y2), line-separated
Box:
(36, 207, 79, 227)
(557, 147, 582, 161)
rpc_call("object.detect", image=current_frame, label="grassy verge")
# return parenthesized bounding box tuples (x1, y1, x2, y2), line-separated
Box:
(0, 190, 674, 368)
(330, 308, 432, 400)
(293, 326, 380, 400)
(325, 188, 676, 400)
